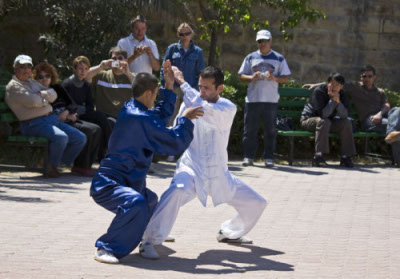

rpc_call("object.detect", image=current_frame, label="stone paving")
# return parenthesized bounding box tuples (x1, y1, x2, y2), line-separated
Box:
(0, 160, 399, 278)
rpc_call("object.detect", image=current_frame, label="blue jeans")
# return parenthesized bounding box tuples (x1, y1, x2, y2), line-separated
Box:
(20, 114, 86, 167)
(243, 102, 278, 160)
(363, 107, 400, 163)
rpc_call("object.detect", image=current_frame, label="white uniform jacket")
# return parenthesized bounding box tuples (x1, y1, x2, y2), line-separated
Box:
(176, 82, 238, 206)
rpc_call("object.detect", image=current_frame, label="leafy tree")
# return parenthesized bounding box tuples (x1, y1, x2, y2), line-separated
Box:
(183, 0, 325, 66)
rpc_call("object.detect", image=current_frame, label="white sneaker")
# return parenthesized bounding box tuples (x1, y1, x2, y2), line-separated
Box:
(216, 230, 253, 244)
(139, 242, 160, 259)
(94, 249, 119, 264)
(242, 158, 254, 166)
(164, 235, 175, 242)
(264, 159, 274, 167)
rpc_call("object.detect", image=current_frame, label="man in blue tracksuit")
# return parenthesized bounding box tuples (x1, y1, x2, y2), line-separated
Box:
(90, 61, 203, 264)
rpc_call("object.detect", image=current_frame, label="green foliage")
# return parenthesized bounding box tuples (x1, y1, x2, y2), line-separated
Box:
(221, 71, 248, 154)
(190, 0, 325, 65)
(385, 88, 400, 107)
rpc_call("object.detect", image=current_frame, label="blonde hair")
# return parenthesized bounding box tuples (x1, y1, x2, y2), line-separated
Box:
(177, 23, 194, 36)
(72, 56, 91, 69)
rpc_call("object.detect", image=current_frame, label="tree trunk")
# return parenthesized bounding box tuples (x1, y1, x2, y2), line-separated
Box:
(208, 28, 218, 66)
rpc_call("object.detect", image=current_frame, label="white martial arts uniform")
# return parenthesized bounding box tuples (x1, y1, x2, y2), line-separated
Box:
(142, 82, 267, 245)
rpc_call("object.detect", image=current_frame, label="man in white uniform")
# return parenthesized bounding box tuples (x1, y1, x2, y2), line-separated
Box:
(117, 15, 160, 74)
(140, 66, 267, 259)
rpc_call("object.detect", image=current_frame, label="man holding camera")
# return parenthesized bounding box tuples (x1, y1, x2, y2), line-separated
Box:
(238, 30, 291, 168)
(88, 46, 135, 119)
(117, 15, 160, 74)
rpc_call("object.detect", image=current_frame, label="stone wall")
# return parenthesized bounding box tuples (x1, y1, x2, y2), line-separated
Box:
(1, 0, 399, 90)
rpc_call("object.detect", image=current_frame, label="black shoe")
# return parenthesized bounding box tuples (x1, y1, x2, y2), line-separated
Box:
(340, 157, 354, 168)
(312, 155, 328, 167)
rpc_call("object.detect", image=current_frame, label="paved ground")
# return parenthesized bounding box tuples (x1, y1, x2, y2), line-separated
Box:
(0, 160, 399, 278)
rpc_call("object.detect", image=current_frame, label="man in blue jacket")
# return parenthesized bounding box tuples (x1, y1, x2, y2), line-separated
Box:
(91, 61, 203, 264)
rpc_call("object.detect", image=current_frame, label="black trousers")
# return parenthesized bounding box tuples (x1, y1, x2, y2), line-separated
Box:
(80, 111, 115, 160)
(71, 120, 101, 169)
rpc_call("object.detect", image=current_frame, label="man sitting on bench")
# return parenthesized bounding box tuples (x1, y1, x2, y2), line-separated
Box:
(300, 73, 356, 168)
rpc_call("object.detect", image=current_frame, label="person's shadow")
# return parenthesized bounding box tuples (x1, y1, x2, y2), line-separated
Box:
(121, 244, 294, 274)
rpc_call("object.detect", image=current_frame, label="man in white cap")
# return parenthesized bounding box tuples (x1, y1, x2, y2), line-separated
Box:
(238, 30, 291, 167)
(5, 54, 86, 177)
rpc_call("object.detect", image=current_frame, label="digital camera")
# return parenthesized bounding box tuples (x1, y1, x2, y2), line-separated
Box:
(111, 60, 120, 68)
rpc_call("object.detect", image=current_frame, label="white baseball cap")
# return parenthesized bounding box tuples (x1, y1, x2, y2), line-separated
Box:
(256, 30, 272, 41)
(13, 55, 33, 67)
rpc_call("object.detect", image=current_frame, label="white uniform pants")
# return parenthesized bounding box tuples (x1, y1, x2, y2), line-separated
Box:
(142, 171, 267, 245)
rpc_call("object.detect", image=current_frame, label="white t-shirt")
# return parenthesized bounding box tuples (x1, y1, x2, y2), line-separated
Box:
(117, 34, 160, 74)
(238, 49, 291, 103)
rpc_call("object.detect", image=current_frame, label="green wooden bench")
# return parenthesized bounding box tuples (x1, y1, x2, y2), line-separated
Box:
(0, 84, 50, 176)
(277, 87, 386, 165)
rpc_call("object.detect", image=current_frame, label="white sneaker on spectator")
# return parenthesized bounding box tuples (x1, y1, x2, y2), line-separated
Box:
(139, 242, 160, 259)
(264, 159, 274, 167)
(242, 158, 253, 167)
(94, 249, 119, 264)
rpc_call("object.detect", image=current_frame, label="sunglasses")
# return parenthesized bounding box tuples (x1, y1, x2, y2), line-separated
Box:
(38, 74, 51, 79)
(112, 56, 125, 61)
(179, 32, 192, 37)
(361, 74, 373, 78)
(257, 39, 271, 43)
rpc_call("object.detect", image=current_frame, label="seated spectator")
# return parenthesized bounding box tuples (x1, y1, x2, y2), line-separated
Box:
(5, 55, 86, 177)
(86, 47, 135, 119)
(300, 73, 356, 168)
(304, 65, 400, 168)
(62, 56, 113, 161)
(33, 61, 101, 177)
(344, 65, 400, 168)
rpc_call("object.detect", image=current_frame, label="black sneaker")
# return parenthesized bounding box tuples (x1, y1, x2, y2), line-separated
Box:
(312, 155, 328, 167)
(340, 157, 354, 168)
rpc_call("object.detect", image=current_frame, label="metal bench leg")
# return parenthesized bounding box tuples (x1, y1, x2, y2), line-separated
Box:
(43, 144, 49, 177)
(289, 137, 294, 166)
(364, 137, 369, 155)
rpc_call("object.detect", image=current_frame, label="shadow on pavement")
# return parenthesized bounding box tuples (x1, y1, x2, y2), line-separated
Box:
(0, 194, 53, 203)
(121, 244, 294, 274)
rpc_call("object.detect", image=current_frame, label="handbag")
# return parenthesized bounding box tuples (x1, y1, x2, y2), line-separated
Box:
(276, 115, 294, 131)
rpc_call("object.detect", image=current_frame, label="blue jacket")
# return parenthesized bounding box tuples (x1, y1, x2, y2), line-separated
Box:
(90, 88, 194, 196)
(160, 41, 205, 90)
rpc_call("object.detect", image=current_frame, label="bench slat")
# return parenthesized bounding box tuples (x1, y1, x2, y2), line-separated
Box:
(279, 87, 311, 97)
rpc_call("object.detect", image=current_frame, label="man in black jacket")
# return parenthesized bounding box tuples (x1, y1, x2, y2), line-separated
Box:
(300, 73, 356, 168)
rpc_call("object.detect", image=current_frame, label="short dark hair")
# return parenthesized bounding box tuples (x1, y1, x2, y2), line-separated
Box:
(199, 66, 224, 88)
(327, 72, 345, 85)
(108, 46, 128, 59)
(130, 15, 146, 29)
(361, 64, 376, 75)
(132, 73, 159, 98)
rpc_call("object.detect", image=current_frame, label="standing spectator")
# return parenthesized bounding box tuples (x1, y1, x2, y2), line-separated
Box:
(117, 15, 160, 74)
(88, 47, 135, 119)
(300, 73, 356, 168)
(238, 30, 291, 167)
(161, 22, 205, 162)
(62, 56, 114, 161)
(5, 55, 86, 178)
(33, 61, 101, 177)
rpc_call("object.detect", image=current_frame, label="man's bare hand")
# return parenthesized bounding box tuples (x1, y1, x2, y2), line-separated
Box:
(370, 112, 382, 124)
(134, 46, 146, 57)
(328, 89, 340, 103)
(252, 72, 263, 81)
(100, 59, 113, 70)
(171, 66, 185, 85)
(182, 106, 204, 120)
(163, 60, 174, 89)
